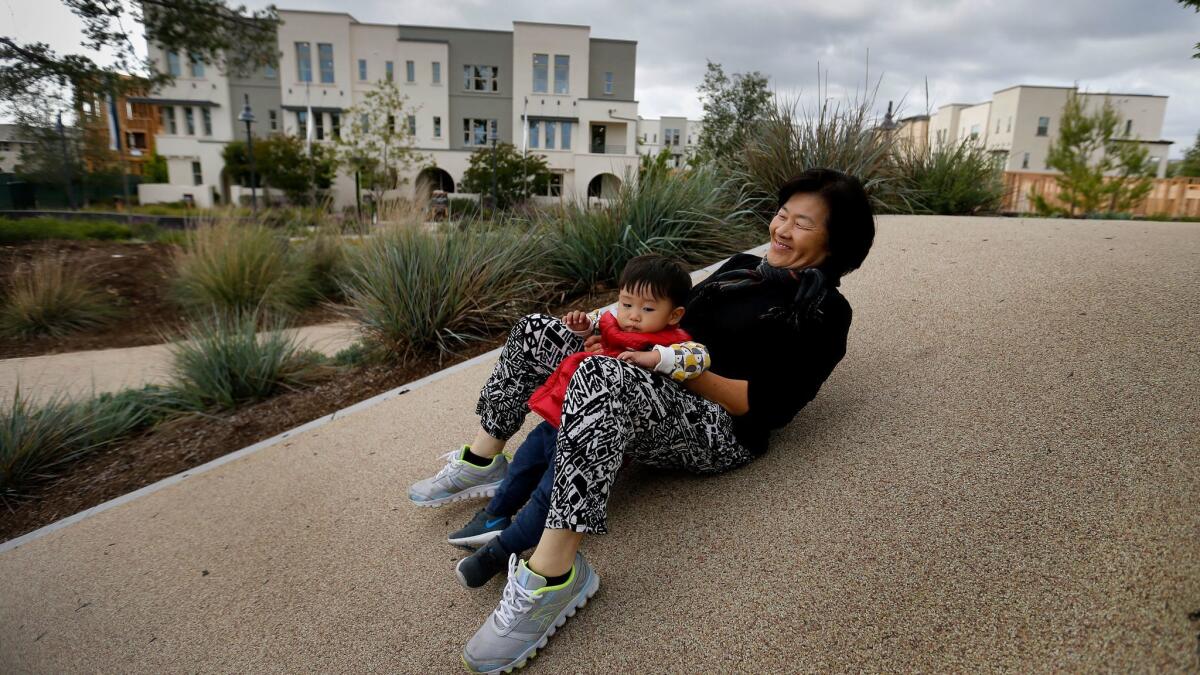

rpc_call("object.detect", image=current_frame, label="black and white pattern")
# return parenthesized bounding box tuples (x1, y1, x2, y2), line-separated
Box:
(476, 313, 752, 536)
(475, 314, 584, 440)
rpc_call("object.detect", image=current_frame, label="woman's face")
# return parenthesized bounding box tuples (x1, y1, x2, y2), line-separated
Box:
(766, 191, 831, 270)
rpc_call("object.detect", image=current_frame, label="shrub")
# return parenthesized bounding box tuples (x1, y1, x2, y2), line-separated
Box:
(0, 385, 176, 500)
(0, 254, 117, 338)
(888, 140, 1006, 215)
(733, 96, 905, 218)
(545, 166, 761, 292)
(167, 312, 328, 411)
(297, 230, 348, 301)
(171, 215, 313, 316)
(0, 216, 133, 244)
(342, 220, 552, 361)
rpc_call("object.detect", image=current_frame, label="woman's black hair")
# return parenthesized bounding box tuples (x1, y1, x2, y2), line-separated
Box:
(777, 168, 875, 278)
(618, 254, 692, 307)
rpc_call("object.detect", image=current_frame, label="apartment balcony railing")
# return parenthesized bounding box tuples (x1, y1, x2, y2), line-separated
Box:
(590, 145, 627, 155)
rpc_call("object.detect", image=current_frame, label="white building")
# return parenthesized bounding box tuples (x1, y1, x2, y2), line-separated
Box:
(636, 116, 703, 168)
(925, 84, 1171, 178)
(0, 124, 35, 174)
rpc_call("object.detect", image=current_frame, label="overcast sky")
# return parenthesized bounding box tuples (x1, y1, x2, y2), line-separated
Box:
(6, 0, 1199, 157)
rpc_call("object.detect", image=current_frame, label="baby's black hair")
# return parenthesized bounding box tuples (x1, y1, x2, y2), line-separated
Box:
(618, 254, 692, 308)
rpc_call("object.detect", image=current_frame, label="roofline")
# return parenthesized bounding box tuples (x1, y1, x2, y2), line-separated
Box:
(278, 8, 358, 21)
(398, 37, 450, 45)
(396, 23, 511, 35)
(898, 114, 930, 122)
(591, 37, 638, 45)
(994, 84, 1168, 99)
(1110, 138, 1174, 145)
(513, 20, 590, 30)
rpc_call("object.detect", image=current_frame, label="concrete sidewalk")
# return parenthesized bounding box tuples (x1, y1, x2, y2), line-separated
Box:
(1, 216, 1197, 672)
(0, 322, 359, 404)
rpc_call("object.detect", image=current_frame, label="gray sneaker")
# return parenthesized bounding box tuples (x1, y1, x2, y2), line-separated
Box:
(408, 446, 508, 507)
(462, 553, 600, 673)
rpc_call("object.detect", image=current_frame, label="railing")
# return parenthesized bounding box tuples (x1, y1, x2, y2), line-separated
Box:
(1002, 172, 1200, 217)
(591, 145, 627, 155)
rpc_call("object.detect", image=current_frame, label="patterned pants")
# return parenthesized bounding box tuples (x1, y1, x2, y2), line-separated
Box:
(476, 314, 752, 534)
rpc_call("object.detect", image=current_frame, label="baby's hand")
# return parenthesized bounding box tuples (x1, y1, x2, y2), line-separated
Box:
(584, 335, 603, 353)
(563, 310, 591, 333)
(617, 350, 660, 370)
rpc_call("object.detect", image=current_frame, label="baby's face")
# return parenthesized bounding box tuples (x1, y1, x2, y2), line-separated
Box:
(616, 285, 683, 333)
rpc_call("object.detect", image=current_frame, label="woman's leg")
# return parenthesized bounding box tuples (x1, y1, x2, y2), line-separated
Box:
(472, 314, 584, 457)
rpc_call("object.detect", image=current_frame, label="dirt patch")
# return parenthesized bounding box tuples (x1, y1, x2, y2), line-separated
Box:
(0, 241, 342, 359)
(0, 288, 618, 542)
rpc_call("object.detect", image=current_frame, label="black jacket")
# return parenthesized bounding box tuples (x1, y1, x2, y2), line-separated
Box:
(680, 253, 851, 454)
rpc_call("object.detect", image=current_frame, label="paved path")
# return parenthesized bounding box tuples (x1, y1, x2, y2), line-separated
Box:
(1, 216, 1197, 672)
(0, 322, 359, 404)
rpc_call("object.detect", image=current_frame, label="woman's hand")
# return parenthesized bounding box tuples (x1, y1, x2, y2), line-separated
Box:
(617, 350, 660, 369)
(563, 310, 591, 333)
(584, 335, 603, 353)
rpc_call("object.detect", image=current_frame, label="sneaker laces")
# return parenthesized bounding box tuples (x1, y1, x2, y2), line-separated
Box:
(493, 555, 537, 630)
(433, 448, 464, 481)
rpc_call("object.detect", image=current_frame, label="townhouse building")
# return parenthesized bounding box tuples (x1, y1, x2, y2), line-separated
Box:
(909, 84, 1171, 178)
(635, 116, 703, 167)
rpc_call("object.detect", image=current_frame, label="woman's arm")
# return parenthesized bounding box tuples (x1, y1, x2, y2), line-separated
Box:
(683, 370, 749, 416)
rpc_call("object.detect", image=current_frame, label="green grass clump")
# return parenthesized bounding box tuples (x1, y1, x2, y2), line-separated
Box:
(342, 221, 551, 361)
(0, 216, 133, 244)
(888, 140, 1006, 215)
(297, 230, 348, 301)
(0, 254, 117, 338)
(0, 385, 177, 501)
(171, 216, 313, 317)
(545, 166, 760, 292)
(167, 312, 328, 411)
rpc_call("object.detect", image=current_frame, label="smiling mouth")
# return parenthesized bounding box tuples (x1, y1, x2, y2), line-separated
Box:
(772, 238, 793, 251)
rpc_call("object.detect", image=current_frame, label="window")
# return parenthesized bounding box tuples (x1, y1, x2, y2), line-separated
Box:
(652, 133, 657, 143)
(358, 59, 367, 81)
(318, 43, 334, 83)
(545, 121, 555, 149)
(1022, 152, 1029, 169)
(360, 113, 369, 131)
(387, 114, 395, 132)
(192, 161, 203, 185)
(561, 121, 571, 150)
(297, 110, 307, 134)
(189, 53, 205, 78)
(532, 54, 548, 93)
(463, 118, 498, 145)
(1006, 116, 1012, 133)
(167, 51, 181, 77)
(406, 60, 415, 83)
(970, 124, 980, 140)
(996, 119, 1001, 134)
(604, 71, 613, 95)
(432, 61, 441, 84)
(407, 114, 416, 136)
(554, 55, 569, 94)
(386, 60, 394, 83)
(529, 121, 539, 148)
(463, 65, 499, 92)
(296, 42, 312, 82)
(433, 116, 441, 138)
(264, 63, 277, 79)
(1036, 116, 1049, 136)
(269, 109, 278, 131)
(126, 101, 134, 119)
(548, 173, 562, 197)
(161, 106, 176, 134)
(331, 113, 341, 139)
(184, 107, 196, 135)
(1124, 119, 1133, 137)
(201, 107, 212, 136)
(665, 128, 680, 146)
(315, 112, 324, 140)
(126, 132, 147, 150)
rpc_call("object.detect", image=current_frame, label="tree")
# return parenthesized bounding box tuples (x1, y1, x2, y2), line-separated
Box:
(333, 80, 425, 205)
(143, 153, 169, 183)
(1181, 1, 1200, 58)
(693, 61, 772, 166)
(223, 135, 337, 205)
(0, 1, 279, 102)
(459, 143, 552, 210)
(1177, 131, 1200, 177)
(1032, 93, 1156, 217)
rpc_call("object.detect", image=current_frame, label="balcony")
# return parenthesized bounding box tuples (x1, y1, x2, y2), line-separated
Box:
(591, 145, 627, 155)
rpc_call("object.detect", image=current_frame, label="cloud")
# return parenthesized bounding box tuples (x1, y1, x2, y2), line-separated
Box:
(8, 0, 1198, 155)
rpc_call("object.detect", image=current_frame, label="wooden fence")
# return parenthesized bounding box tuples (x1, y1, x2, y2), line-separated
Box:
(1002, 172, 1200, 217)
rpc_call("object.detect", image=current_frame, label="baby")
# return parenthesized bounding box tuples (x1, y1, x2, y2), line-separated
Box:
(450, 254, 710, 588)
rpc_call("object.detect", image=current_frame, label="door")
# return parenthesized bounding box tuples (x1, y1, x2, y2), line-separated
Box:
(590, 124, 606, 154)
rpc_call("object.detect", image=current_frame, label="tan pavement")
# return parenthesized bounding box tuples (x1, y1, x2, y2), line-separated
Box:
(1, 216, 1197, 672)
(0, 322, 359, 404)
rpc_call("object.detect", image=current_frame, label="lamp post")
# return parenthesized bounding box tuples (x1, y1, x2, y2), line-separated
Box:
(237, 94, 257, 212)
(489, 128, 498, 211)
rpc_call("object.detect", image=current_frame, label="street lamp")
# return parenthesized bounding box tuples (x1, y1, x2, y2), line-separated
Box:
(489, 126, 498, 211)
(238, 94, 257, 211)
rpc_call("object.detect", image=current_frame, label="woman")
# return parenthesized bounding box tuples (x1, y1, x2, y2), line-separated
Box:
(412, 168, 875, 672)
